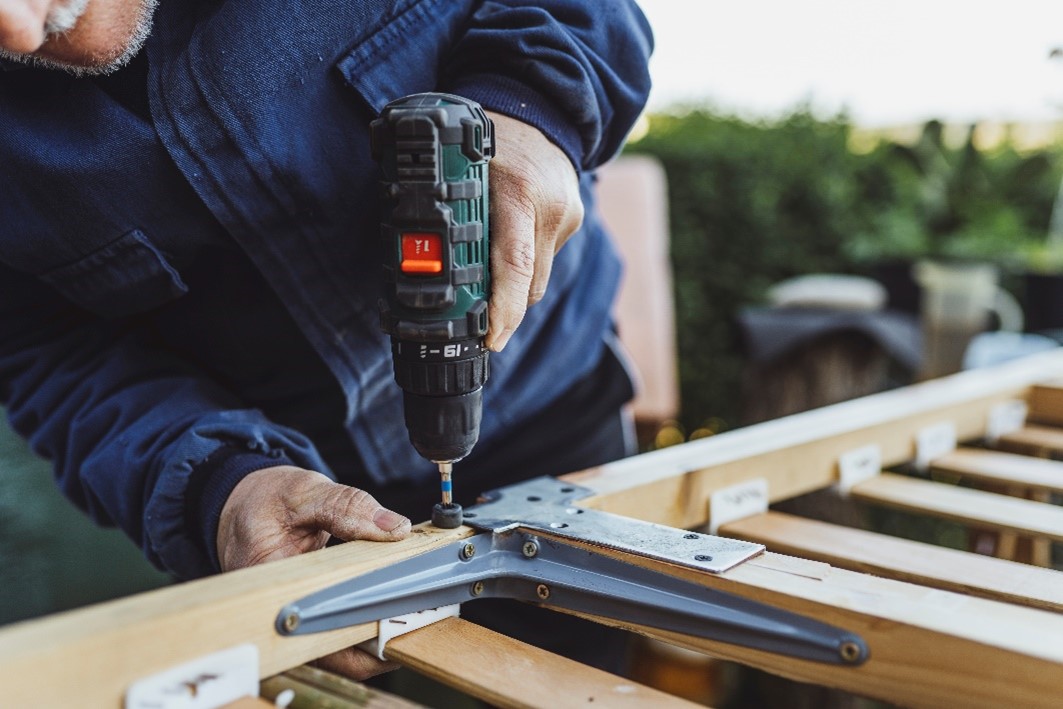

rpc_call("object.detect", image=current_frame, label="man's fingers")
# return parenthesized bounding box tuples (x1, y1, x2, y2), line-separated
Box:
(486, 195, 536, 351)
(313, 647, 400, 681)
(295, 478, 411, 542)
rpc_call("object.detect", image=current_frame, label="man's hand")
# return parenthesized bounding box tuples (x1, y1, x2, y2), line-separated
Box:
(217, 466, 411, 679)
(485, 112, 584, 352)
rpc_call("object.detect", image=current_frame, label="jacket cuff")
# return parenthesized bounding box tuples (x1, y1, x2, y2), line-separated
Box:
(446, 73, 585, 171)
(187, 446, 296, 573)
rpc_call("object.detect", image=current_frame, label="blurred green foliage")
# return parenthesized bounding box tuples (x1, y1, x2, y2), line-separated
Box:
(626, 108, 1063, 430)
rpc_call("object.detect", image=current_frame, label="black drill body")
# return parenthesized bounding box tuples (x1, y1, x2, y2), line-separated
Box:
(371, 93, 494, 527)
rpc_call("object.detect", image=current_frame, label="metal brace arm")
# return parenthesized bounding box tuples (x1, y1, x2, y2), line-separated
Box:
(276, 477, 869, 667)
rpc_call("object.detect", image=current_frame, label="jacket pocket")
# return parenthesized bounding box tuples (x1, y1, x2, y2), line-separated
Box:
(37, 229, 189, 318)
(335, 0, 460, 115)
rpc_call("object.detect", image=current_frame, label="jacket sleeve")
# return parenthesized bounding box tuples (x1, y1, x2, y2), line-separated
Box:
(0, 262, 330, 580)
(441, 0, 654, 170)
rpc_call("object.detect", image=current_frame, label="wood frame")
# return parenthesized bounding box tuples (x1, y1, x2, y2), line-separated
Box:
(4, 350, 1063, 707)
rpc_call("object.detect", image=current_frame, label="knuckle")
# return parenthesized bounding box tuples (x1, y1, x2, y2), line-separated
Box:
(500, 237, 536, 283)
(333, 486, 376, 523)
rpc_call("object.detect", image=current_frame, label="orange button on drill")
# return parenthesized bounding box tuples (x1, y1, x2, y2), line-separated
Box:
(400, 232, 443, 274)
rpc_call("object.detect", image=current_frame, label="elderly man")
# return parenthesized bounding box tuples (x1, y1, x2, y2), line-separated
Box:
(0, 0, 652, 678)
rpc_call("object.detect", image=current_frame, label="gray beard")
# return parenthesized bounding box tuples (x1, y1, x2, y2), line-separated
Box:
(0, 0, 159, 76)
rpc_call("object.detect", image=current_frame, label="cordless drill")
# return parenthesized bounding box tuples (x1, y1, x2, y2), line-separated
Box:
(371, 93, 494, 529)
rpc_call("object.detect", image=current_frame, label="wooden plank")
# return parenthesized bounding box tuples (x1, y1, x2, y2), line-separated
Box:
(260, 666, 422, 708)
(384, 617, 701, 709)
(930, 448, 1063, 493)
(720, 511, 1063, 612)
(997, 424, 1063, 457)
(851, 473, 1063, 541)
(0, 524, 471, 708)
(553, 535, 1063, 709)
(1027, 381, 1063, 427)
(565, 350, 1063, 528)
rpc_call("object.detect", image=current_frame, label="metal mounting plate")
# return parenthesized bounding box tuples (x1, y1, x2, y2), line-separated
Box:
(464, 476, 764, 573)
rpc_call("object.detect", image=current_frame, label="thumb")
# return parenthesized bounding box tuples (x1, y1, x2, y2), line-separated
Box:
(292, 478, 411, 542)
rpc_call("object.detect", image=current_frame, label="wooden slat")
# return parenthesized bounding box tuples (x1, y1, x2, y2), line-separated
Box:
(566, 350, 1063, 528)
(1027, 382, 1063, 427)
(384, 617, 701, 709)
(997, 424, 1063, 457)
(554, 536, 1063, 709)
(931, 448, 1063, 493)
(720, 511, 1063, 612)
(261, 666, 422, 708)
(851, 473, 1063, 541)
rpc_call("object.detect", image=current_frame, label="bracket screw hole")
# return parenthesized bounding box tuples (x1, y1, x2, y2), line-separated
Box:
(471, 581, 485, 596)
(464, 512, 477, 519)
(684, 533, 700, 540)
(522, 540, 540, 558)
(460, 543, 477, 560)
(283, 612, 300, 633)
(559, 487, 575, 493)
(549, 522, 569, 529)
(526, 496, 542, 502)
(839, 641, 863, 664)
(694, 554, 713, 562)
(536, 584, 551, 600)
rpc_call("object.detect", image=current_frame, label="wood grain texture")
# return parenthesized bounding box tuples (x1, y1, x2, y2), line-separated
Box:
(720, 511, 1063, 612)
(1027, 382, 1063, 426)
(0, 524, 471, 708)
(384, 617, 702, 709)
(931, 448, 1063, 492)
(550, 535, 1063, 709)
(851, 473, 1063, 541)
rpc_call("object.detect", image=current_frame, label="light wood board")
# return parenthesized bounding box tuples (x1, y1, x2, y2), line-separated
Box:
(720, 511, 1063, 612)
(384, 617, 702, 709)
(931, 448, 1063, 493)
(997, 424, 1063, 456)
(1027, 381, 1063, 427)
(851, 473, 1063, 541)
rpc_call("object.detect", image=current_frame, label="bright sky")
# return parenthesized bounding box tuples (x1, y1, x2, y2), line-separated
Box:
(637, 0, 1063, 126)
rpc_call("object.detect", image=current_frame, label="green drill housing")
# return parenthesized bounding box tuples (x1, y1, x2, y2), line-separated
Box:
(371, 93, 494, 464)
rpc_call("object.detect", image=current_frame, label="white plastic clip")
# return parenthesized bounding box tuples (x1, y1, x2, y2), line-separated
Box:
(709, 478, 769, 534)
(987, 400, 1027, 444)
(125, 643, 258, 709)
(915, 421, 957, 471)
(359, 604, 461, 661)
(836, 443, 882, 497)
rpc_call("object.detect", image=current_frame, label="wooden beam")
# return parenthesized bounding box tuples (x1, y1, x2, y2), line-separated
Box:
(260, 666, 422, 708)
(851, 473, 1063, 541)
(565, 350, 1063, 528)
(720, 511, 1063, 612)
(0, 524, 470, 708)
(930, 448, 1063, 493)
(384, 617, 702, 709)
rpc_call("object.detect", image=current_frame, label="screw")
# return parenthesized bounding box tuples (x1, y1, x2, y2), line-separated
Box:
(282, 612, 300, 633)
(460, 543, 476, 560)
(522, 540, 540, 558)
(684, 533, 700, 540)
(536, 584, 551, 600)
(470, 581, 485, 596)
(839, 641, 863, 664)
(694, 554, 713, 562)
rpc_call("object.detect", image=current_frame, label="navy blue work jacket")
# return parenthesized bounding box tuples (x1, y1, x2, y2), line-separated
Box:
(0, 0, 652, 579)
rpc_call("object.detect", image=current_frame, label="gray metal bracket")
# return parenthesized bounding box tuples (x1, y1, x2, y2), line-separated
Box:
(276, 477, 869, 666)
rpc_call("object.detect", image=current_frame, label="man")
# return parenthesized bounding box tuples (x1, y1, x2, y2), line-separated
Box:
(0, 0, 652, 678)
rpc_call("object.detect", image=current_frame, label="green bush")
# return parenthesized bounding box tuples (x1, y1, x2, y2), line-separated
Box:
(625, 109, 1063, 431)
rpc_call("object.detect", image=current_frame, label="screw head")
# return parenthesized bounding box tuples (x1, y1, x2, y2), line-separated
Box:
(839, 640, 864, 664)
(282, 612, 300, 633)
(694, 554, 713, 562)
(684, 533, 700, 540)
(471, 581, 485, 596)
(522, 540, 540, 558)
(460, 543, 476, 560)
(536, 584, 551, 600)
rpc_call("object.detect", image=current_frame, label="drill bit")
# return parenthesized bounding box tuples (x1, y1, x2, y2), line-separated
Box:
(431, 461, 463, 529)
